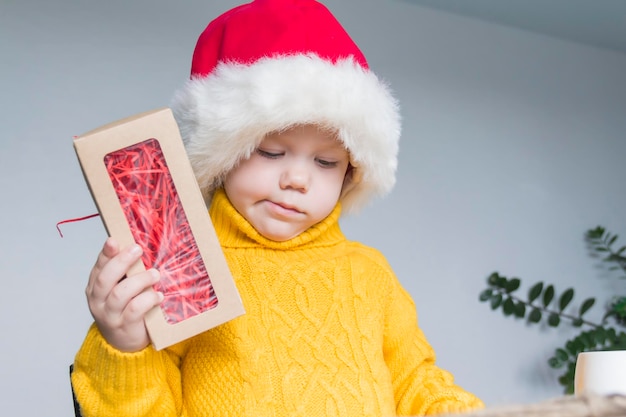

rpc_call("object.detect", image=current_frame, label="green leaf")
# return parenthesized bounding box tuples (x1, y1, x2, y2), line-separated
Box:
(607, 328, 617, 341)
(555, 348, 569, 362)
(579, 298, 595, 316)
(528, 282, 543, 302)
(595, 247, 609, 252)
(543, 285, 555, 307)
(609, 234, 618, 246)
(573, 338, 585, 352)
(487, 272, 499, 286)
(594, 327, 607, 345)
(616, 246, 626, 255)
(559, 288, 574, 311)
(562, 370, 576, 394)
(528, 308, 542, 323)
(479, 289, 493, 302)
(548, 357, 561, 368)
(595, 327, 609, 344)
(587, 227, 605, 240)
(490, 293, 503, 310)
(496, 275, 507, 288)
(572, 318, 583, 327)
(514, 301, 526, 318)
(559, 364, 576, 394)
(505, 278, 521, 293)
(614, 332, 626, 350)
(503, 297, 515, 316)
(580, 332, 594, 349)
(548, 313, 560, 327)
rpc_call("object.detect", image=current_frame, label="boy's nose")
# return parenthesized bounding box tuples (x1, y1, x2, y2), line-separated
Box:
(279, 164, 310, 192)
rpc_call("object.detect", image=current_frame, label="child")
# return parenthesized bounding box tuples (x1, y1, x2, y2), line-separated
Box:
(71, 1, 484, 416)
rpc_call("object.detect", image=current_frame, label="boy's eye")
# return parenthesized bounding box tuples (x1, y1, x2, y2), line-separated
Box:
(256, 149, 283, 159)
(316, 158, 339, 168)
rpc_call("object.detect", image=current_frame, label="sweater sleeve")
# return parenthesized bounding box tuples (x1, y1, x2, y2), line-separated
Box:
(71, 323, 184, 417)
(381, 271, 484, 416)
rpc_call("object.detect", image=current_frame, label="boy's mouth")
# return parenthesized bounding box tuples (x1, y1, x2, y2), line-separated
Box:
(267, 200, 304, 215)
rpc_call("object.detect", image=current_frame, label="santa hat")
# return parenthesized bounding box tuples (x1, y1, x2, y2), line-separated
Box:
(171, 0, 400, 213)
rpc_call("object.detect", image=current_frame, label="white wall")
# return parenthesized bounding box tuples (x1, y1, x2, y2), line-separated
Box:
(1, 0, 625, 415)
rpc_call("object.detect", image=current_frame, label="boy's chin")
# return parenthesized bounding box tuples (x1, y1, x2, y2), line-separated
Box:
(254, 223, 307, 242)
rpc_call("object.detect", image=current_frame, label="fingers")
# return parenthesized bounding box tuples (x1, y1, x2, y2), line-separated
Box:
(101, 236, 119, 259)
(92, 238, 120, 276)
(84, 238, 166, 352)
(87, 240, 143, 305)
(106, 269, 161, 320)
(99, 271, 163, 352)
(87, 238, 119, 297)
(122, 281, 165, 322)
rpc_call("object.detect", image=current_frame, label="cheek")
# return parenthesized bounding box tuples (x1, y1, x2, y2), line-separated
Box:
(330, 166, 351, 192)
(317, 170, 346, 205)
(225, 160, 271, 195)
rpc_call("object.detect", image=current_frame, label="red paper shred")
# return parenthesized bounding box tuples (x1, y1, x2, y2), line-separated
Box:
(104, 138, 218, 324)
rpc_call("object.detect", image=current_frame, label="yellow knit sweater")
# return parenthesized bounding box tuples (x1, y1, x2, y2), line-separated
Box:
(72, 189, 483, 417)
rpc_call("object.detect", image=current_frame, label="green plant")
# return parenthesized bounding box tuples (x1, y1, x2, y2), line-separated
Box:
(478, 226, 626, 394)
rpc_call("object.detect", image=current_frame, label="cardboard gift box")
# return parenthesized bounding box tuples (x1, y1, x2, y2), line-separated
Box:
(74, 107, 245, 350)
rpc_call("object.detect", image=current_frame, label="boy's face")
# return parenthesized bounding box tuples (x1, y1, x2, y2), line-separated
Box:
(223, 124, 350, 241)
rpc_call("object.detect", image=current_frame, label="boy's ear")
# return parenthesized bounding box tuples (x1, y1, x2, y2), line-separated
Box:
(341, 163, 359, 198)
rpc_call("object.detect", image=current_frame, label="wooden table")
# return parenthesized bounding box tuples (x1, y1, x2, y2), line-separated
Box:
(449, 394, 626, 417)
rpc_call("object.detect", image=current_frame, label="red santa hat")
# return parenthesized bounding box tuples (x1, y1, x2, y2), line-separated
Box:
(171, 0, 400, 213)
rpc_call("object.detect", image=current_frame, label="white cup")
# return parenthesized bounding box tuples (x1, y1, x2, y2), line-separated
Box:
(574, 350, 626, 396)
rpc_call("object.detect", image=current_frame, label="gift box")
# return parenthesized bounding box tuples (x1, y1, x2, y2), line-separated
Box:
(74, 107, 245, 350)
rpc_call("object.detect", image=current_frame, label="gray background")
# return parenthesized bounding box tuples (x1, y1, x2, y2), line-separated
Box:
(1, 0, 625, 415)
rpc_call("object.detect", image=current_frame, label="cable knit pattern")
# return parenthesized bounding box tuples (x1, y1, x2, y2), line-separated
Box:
(72, 189, 483, 417)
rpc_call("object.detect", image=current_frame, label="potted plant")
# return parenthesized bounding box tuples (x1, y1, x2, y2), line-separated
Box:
(478, 227, 626, 394)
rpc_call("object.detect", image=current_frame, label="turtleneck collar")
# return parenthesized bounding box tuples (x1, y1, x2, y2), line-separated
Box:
(208, 189, 346, 250)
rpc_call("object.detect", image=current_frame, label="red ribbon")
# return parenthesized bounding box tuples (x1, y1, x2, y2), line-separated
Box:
(56, 213, 100, 237)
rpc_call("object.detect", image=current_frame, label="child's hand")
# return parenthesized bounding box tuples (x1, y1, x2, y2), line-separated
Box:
(85, 238, 163, 352)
